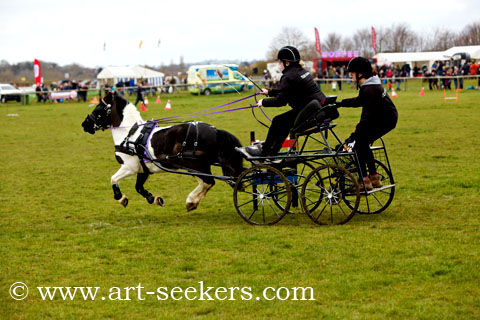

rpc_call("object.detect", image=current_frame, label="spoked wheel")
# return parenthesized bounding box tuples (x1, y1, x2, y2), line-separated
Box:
(270, 162, 319, 214)
(344, 159, 395, 214)
(233, 164, 292, 225)
(301, 164, 360, 225)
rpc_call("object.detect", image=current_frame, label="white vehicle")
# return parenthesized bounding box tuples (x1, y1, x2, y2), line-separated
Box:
(0, 83, 22, 103)
(267, 61, 314, 82)
(187, 64, 252, 95)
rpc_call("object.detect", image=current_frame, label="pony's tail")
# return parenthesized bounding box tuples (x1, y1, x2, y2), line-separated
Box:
(216, 129, 244, 177)
(217, 129, 241, 148)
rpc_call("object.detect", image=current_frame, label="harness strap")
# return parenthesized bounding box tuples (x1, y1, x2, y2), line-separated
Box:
(178, 122, 199, 158)
(135, 122, 157, 174)
(114, 123, 140, 155)
(115, 144, 136, 155)
(114, 122, 157, 174)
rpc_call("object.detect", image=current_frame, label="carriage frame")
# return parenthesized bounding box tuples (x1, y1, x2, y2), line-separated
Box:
(144, 96, 395, 226)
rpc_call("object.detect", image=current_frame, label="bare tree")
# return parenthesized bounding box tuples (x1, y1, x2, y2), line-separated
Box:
(375, 26, 388, 53)
(323, 32, 342, 52)
(456, 21, 480, 46)
(421, 28, 458, 51)
(267, 27, 313, 61)
(301, 42, 319, 61)
(342, 38, 355, 52)
(350, 28, 375, 57)
(381, 23, 418, 52)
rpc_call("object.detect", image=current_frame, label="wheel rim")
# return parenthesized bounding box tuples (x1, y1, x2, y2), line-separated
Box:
(270, 162, 319, 214)
(233, 164, 291, 225)
(301, 164, 359, 225)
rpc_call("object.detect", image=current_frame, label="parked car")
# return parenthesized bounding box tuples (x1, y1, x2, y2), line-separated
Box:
(187, 64, 252, 95)
(0, 83, 22, 103)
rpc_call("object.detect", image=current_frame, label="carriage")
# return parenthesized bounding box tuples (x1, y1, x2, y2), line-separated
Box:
(232, 97, 395, 225)
(82, 91, 395, 226)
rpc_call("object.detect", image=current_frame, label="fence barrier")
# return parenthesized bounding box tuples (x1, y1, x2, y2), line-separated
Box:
(1, 75, 479, 105)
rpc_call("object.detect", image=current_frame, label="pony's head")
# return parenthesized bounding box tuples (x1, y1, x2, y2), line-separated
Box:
(82, 90, 129, 134)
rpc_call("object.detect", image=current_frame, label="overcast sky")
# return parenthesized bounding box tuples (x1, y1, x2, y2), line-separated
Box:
(1, 0, 478, 68)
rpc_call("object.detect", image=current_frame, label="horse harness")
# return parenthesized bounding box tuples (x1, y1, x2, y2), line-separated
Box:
(115, 121, 201, 175)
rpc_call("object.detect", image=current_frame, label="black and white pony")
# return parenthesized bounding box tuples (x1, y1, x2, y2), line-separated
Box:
(82, 90, 244, 211)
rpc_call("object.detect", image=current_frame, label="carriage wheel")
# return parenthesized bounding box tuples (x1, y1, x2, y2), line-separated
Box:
(344, 159, 395, 214)
(233, 164, 291, 225)
(301, 164, 360, 225)
(270, 162, 320, 214)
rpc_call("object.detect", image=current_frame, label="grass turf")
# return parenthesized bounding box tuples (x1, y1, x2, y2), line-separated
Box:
(1, 79, 479, 319)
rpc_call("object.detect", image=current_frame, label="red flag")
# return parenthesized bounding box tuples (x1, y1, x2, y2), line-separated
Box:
(371, 27, 377, 54)
(314, 27, 321, 54)
(34, 59, 41, 86)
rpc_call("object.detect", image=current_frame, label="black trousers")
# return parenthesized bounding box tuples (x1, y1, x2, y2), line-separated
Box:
(353, 123, 395, 177)
(263, 109, 299, 155)
(134, 95, 144, 106)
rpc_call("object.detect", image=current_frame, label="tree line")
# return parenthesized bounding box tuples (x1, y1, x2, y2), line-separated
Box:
(267, 21, 480, 61)
(0, 60, 98, 84)
(1, 21, 479, 84)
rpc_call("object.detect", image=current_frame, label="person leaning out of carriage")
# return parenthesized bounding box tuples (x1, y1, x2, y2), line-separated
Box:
(246, 46, 326, 157)
(337, 57, 398, 191)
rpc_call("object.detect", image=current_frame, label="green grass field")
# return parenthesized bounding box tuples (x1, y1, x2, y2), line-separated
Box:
(1, 79, 479, 319)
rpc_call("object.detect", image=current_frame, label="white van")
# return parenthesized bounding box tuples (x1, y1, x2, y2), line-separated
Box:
(187, 64, 252, 95)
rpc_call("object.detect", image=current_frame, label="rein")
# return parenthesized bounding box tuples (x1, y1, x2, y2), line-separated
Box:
(252, 93, 272, 129)
(107, 92, 271, 130)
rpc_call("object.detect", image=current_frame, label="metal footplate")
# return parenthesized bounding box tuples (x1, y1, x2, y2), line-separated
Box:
(362, 184, 395, 195)
(235, 147, 283, 164)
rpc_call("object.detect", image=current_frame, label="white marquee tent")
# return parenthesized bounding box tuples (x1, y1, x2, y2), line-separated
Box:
(374, 51, 449, 68)
(97, 66, 165, 86)
(443, 46, 480, 59)
(374, 45, 480, 75)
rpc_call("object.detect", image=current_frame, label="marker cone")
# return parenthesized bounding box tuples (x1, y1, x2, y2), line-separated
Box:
(164, 100, 171, 110)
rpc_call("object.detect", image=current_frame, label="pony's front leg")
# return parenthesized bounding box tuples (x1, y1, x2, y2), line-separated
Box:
(111, 165, 136, 207)
(135, 173, 164, 206)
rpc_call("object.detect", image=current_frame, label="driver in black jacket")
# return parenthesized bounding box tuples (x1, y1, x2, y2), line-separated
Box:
(246, 46, 326, 157)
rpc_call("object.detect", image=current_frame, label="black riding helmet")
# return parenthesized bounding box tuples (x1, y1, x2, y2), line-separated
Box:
(347, 57, 373, 78)
(347, 57, 373, 88)
(277, 46, 301, 63)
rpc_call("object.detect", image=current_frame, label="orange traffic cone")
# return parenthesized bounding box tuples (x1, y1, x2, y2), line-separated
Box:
(156, 96, 161, 104)
(164, 100, 171, 111)
(419, 87, 425, 96)
(141, 103, 148, 112)
(391, 89, 398, 98)
(92, 96, 99, 104)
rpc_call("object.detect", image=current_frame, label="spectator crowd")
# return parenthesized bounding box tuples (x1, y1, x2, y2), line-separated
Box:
(16, 59, 480, 105)
(307, 59, 480, 92)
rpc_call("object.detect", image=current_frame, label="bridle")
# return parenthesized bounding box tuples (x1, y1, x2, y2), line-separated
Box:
(88, 98, 112, 131)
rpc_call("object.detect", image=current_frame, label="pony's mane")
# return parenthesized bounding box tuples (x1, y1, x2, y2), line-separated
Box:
(121, 102, 145, 126)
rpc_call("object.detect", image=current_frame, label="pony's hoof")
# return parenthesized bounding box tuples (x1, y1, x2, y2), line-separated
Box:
(154, 196, 165, 207)
(186, 202, 197, 212)
(119, 195, 128, 208)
